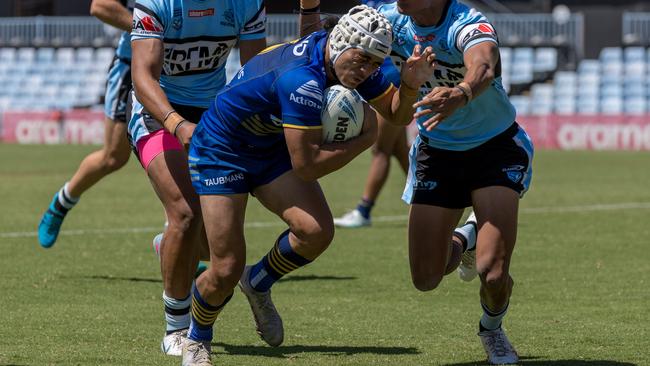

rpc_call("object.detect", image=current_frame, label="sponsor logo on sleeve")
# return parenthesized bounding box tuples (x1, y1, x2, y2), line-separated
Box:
(132, 8, 163, 35)
(456, 22, 497, 51)
(289, 80, 323, 109)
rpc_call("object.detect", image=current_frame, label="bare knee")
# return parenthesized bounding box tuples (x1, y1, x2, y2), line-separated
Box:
(167, 202, 201, 233)
(101, 149, 129, 173)
(479, 266, 513, 294)
(204, 256, 245, 293)
(293, 220, 334, 253)
(412, 273, 444, 292)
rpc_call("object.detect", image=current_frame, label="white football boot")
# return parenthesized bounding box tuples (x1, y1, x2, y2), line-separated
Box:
(238, 265, 284, 347)
(478, 327, 519, 365)
(333, 209, 370, 228)
(456, 211, 478, 282)
(161, 328, 187, 356)
(181, 338, 212, 366)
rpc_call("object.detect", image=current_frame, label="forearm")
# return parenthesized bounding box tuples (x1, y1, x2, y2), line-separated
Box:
(294, 133, 374, 181)
(90, 0, 132, 32)
(299, 0, 321, 36)
(388, 85, 420, 126)
(132, 71, 177, 131)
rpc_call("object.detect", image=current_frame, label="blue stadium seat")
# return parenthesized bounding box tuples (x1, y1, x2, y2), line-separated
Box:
(534, 47, 558, 73)
(509, 95, 531, 116)
(624, 97, 646, 115)
(600, 97, 623, 115)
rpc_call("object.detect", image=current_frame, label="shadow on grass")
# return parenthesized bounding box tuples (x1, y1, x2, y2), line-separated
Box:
(75, 275, 162, 283)
(278, 274, 356, 283)
(443, 357, 637, 366)
(212, 342, 419, 358)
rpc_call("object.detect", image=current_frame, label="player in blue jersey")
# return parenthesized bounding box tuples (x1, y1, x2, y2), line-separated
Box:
(129, 0, 267, 357)
(180, 6, 436, 365)
(334, 0, 411, 229)
(379, 0, 534, 364)
(37, 0, 134, 248)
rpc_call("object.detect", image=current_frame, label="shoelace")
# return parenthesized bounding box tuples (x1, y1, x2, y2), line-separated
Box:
(485, 331, 511, 357)
(188, 342, 211, 363)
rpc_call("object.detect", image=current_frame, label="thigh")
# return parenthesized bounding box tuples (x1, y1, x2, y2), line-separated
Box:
(408, 204, 464, 278)
(253, 170, 332, 232)
(147, 149, 199, 213)
(103, 118, 131, 159)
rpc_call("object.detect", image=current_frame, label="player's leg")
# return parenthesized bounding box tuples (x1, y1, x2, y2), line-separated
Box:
(184, 193, 248, 366)
(408, 204, 464, 290)
(240, 170, 334, 346)
(66, 117, 131, 197)
(470, 123, 533, 365)
(472, 187, 520, 364)
(37, 60, 131, 248)
(334, 116, 406, 228)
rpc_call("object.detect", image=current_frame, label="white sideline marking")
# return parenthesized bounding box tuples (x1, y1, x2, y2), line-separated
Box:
(4, 202, 650, 239)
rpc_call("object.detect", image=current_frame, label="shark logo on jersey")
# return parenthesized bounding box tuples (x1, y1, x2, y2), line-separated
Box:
(221, 9, 235, 27)
(172, 9, 182, 30)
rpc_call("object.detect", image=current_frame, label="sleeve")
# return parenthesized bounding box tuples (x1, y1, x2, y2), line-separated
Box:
(131, 0, 166, 41)
(355, 67, 395, 103)
(238, 0, 267, 41)
(454, 21, 498, 53)
(276, 72, 324, 130)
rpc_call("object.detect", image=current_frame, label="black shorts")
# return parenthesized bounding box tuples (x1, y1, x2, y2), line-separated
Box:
(402, 123, 534, 209)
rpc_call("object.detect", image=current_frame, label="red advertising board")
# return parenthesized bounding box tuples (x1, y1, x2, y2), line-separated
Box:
(2, 110, 105, 144)
(517, 115, 650, 151)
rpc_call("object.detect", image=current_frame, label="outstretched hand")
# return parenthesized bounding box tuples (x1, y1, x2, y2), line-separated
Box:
(400, 45, 436, 92)
(413, 86, 467, 131)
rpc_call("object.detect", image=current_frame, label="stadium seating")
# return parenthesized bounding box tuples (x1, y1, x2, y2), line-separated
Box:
(508, 46, 650, 116)
(0, 46, 112, 111)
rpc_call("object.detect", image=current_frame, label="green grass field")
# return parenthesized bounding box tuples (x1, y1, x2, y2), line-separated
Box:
(1, 144, 648, 365)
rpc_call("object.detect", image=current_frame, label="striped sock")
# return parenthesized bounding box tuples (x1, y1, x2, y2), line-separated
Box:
(54, 182, 79, 214)
(188, 285, 232, 342)
(162, 291, 191, 334)
(480, 302, 509, 331)
(247, 229, 311, 292)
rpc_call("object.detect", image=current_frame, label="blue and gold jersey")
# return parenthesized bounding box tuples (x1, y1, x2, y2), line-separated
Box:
(198, 30, 393, 151)
(131, 0, 266, 108)
(379, 0, 516, 151)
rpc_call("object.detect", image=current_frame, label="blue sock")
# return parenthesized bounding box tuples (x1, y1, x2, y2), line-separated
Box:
(356, 198, 374, 219)
(479, 302, 509, 331)
(248, 229, 311, 292)
(188, 285, 231, 342)
(162, 291, 191, 334)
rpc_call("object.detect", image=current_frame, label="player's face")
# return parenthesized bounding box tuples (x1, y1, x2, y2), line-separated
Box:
(334, 49, 384, 89)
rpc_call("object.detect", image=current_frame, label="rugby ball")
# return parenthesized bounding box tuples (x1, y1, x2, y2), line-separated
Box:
(321, 85, 364, 144)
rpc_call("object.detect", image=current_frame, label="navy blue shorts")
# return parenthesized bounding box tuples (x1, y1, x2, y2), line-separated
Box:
(189, 122, 293, 195)
(402, 123, 534, 209)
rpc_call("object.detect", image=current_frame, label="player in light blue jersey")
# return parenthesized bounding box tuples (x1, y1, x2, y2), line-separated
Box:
(37, 0, 134, 248)
(181, 6, 436, 365)
(379, 0, 534, 364)
(128, 0, 267, 357)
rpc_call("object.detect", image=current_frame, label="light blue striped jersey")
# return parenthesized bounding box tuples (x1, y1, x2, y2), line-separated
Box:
(131, 0, 266, 108)
(379, 0, 516, 150)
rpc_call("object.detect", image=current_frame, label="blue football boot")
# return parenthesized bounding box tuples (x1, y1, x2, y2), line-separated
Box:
(38, 194, 67, 248)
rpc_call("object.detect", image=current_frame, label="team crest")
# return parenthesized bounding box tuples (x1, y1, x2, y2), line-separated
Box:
(221, 9, 235, 27)
(172, 9, 182, 30)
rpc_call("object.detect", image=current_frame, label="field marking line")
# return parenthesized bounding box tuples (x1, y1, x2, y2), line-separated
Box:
(3, 201, 650, 239)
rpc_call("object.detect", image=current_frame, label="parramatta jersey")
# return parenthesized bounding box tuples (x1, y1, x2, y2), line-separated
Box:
(379, 0, 516, 151)
(198, 30, 394, 151)
(131, 0, 266, 108)
(114, 0, 135, 60)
